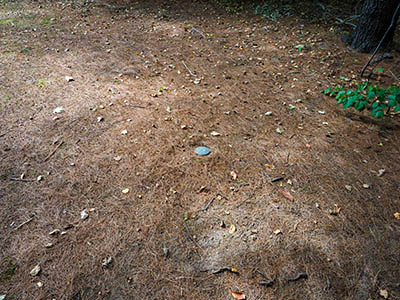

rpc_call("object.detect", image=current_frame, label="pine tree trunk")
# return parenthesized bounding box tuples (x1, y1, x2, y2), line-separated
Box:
(349, 0, 399, 53)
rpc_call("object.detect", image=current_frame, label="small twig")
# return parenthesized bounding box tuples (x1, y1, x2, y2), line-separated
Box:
(191, 26, 206, 39)
(202, 197, 215, 211)
(42, 141, 64, 162)
(9, 177, 37, 182)
(182, 60, 196, 77)
(389, 70, 399, 81)
(286, 152, 290, 164)
(13, 217, 34, 230)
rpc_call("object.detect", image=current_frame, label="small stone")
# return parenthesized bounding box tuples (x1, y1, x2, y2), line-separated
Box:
(265, 111, 273, 116)
(36, 175, 43, 182)
(121, 129, 128, 135)
(210, 131, 221, 136)
(345, 185, 352, 191)
(80, 209, 89, 220)
(60, 231, 67, 235)
(363, 183, 370, 189)
(45, 243, 53, 248)
(193, 78, 201, 85)
(315, 203, 320, 208)
(122, 188, 130, 194)
(318, 111, 326, 114)
(97, 116, 104, 122)
(114, 156, 122, 161)
(65, 76, 74, 82)
(273, 229, 282, 235)
(276, 128, 283, 134)
(30, 265, 41, 276)
(37, 282, 43, 288)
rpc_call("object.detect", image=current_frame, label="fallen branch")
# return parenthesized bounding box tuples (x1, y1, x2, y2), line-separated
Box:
(182, 60, 196, 77)
(43, 141, 64, 162)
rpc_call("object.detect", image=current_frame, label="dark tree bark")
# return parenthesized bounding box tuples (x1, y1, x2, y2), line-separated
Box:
(349, 0, 399, 53)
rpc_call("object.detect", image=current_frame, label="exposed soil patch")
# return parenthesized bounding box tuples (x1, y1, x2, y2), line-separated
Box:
(1, 0, 400, 299)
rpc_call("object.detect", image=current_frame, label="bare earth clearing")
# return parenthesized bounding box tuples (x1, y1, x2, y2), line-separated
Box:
(1, 0, 400, 299)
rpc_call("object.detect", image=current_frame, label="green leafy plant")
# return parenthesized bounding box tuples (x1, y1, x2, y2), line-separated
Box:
(323, 82, 400, 118)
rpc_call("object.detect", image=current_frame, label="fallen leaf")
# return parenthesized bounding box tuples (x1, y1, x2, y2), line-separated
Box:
(230, 171, 238, 180)
(379, 289, 389, 299)
(279, 189, 294, 201)
(231, 291, 246, 300)
(122, 188, 130, 194)
(394, 212, 400, 220)
(229, 224, 236, 234)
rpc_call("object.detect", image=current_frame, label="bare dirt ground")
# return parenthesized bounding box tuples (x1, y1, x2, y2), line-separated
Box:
(1, 0, 400, 299)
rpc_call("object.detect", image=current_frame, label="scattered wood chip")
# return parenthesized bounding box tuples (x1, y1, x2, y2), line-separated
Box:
(30, 265, 41, 276)
(231, 291, 246, 300)
(213, 267, 239, 275)
(279, 189, 294, 201)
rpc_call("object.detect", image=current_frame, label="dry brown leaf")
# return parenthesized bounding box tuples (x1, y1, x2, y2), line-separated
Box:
(279, 189, 294, 201)
(231, 291, 246, 300)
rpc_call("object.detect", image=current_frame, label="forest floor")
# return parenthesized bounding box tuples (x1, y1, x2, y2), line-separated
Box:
(1, 0, 400, 299)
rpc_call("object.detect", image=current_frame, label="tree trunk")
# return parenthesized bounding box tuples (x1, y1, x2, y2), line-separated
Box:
(349, 0, 399, 53)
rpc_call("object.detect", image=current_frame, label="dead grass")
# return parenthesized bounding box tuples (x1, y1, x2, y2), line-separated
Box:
(1, 0, 400, 299)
